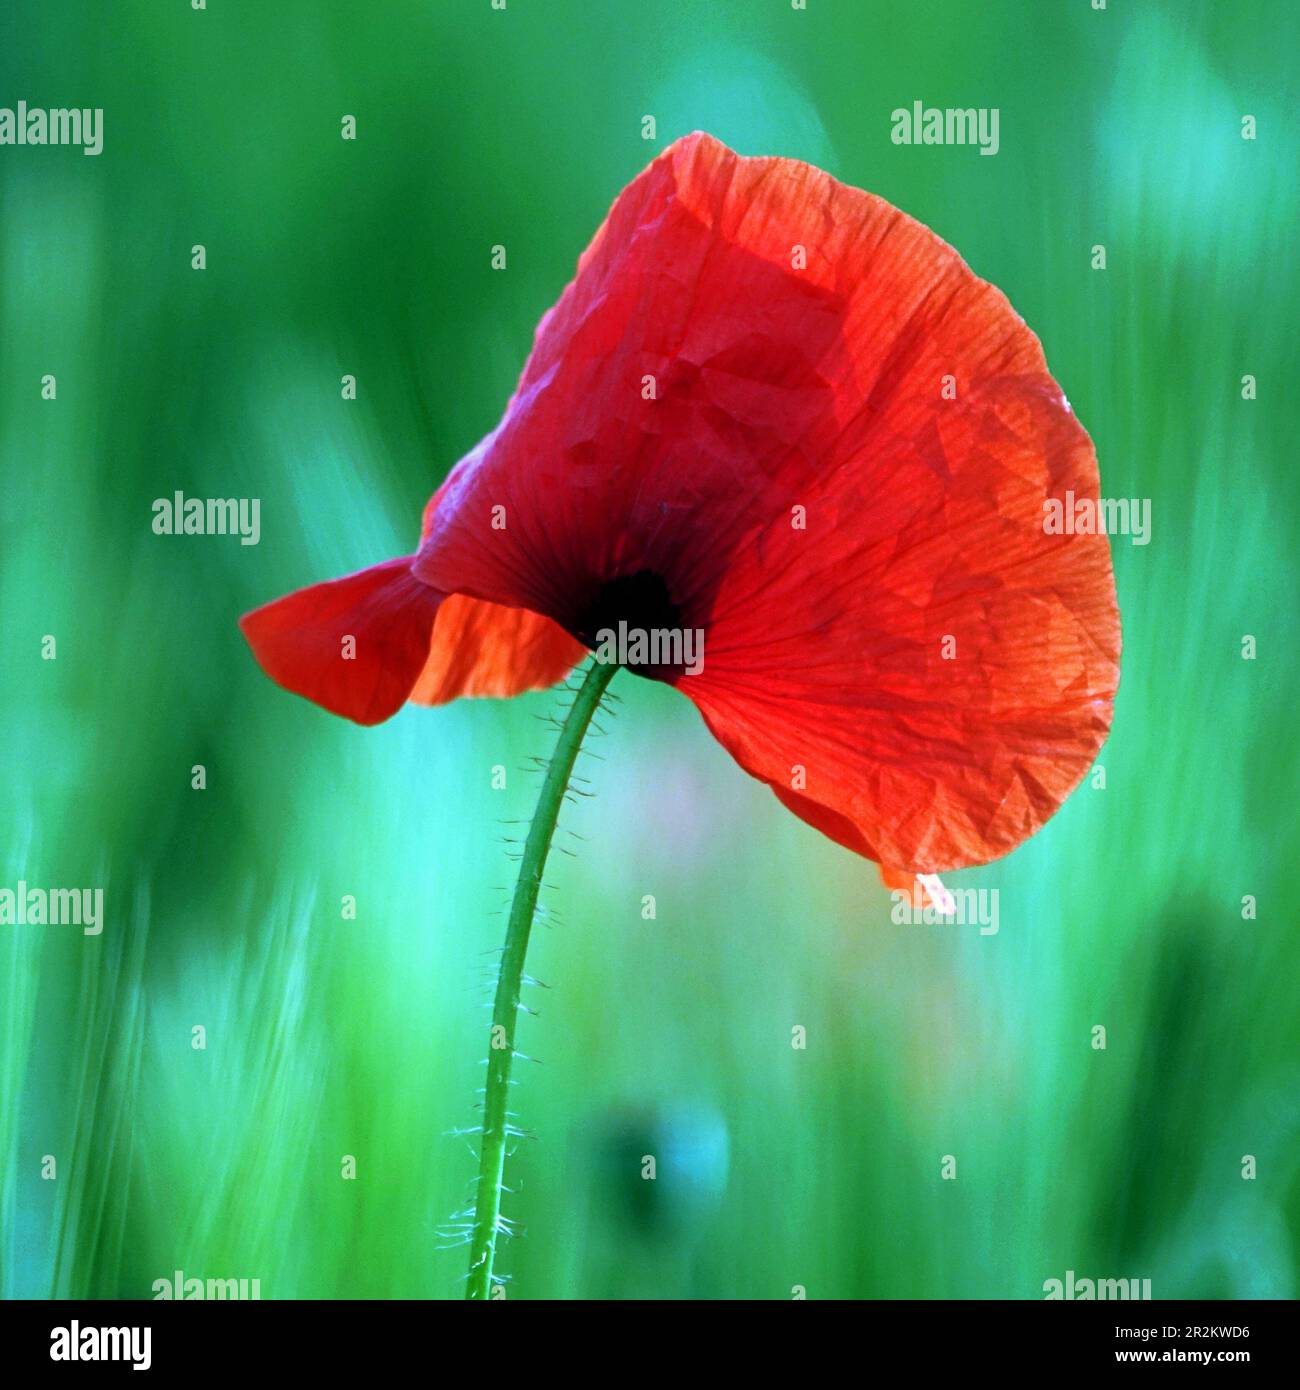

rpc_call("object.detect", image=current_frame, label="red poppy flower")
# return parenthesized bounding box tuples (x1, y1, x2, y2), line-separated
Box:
(240, 131, 1120, 880)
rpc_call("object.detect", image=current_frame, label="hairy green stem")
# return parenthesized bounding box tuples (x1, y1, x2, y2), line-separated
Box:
(465, 657, 617, 1299)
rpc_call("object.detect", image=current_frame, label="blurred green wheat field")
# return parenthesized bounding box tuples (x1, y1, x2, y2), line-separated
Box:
(2, 0, 1298, 1299)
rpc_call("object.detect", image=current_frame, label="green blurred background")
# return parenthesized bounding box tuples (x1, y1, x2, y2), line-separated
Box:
(2, 0, 1297, 1300)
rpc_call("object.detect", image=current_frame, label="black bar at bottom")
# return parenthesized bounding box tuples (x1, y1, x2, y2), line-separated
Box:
(1, 1296, 1284, 1374)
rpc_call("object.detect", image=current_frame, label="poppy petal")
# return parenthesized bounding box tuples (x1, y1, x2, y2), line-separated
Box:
(240, 557, 442, 726)
(408, 466, 586, 704)
(409, 594, 585, 705)
(679, 369, 1119, 872)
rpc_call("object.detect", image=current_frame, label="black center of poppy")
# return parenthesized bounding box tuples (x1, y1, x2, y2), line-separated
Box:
(575, 570, 687, 681)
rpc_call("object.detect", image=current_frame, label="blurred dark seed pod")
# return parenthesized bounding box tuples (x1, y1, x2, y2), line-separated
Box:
(587, 1099, 730, 1239)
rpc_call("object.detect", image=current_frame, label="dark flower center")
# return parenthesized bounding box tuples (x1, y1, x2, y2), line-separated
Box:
(575, 570, 690, 681)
